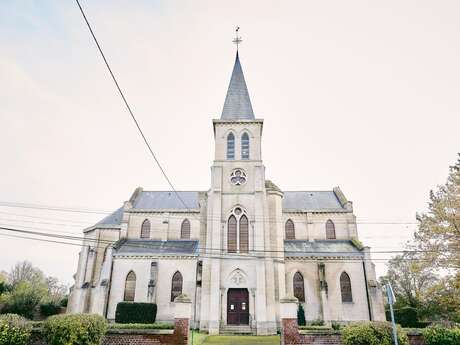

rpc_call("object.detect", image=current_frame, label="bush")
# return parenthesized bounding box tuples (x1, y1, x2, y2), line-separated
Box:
(44, 314, 107, 345)
(297, 304, 306, 326)
(423, 325, 460, 345)
(108, 322, 174, 330)
(115, 302, 157, 324)
(342, 321, 409, 345)
(40, 302, 62, 317)
(0, 314, 31, 345)
(1, 282, 45, 319)
(386, 306, 420, 328)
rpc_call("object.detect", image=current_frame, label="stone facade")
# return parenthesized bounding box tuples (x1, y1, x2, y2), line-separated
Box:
(67, 52, 385, 335)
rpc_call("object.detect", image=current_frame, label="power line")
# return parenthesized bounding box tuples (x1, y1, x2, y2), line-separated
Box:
(73, 0, 196, 217)
(0, 202, 420, 225)
(0, 225, 451, 260)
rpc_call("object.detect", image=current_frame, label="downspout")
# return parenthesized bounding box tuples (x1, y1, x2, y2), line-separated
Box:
(104, 257, 114, 319)
(362, 260, 372, 321)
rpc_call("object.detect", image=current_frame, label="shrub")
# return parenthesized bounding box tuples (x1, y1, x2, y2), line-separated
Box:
(44, 314, 107, 345)
(40, 302, 62, 317)
(297, 304, 306, 326)
(386, 306, 420, 328)
(1, 282, 45, 319)
(331, 322, 341, 330)
(423, 325, 460, 345)
(0, 314, 31, 345)
(342, 321, 409, 345)
(310, 319, 325, 326)
(115, 302, 157, 324)
(108, 322, 174, 330)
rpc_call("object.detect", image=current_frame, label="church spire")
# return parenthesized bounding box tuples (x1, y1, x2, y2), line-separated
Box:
(221, 29, 255, 120)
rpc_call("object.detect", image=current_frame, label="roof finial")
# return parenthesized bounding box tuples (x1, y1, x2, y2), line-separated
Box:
(232, 26, 242, 51)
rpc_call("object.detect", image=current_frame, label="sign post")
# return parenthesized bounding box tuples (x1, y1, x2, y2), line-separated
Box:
(385, 283, 398, 345)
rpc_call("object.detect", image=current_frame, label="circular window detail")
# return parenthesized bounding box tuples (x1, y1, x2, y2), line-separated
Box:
(230, 169, 247, 186)
(234, 207, 242, 215)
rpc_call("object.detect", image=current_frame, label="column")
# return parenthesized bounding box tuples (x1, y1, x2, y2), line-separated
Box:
(280, 297, 301, 345)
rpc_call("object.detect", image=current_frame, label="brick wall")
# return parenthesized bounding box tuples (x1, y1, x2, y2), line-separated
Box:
(280, 317, 424, 345)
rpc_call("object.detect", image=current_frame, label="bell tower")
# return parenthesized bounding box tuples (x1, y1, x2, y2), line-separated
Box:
(200, 30, 277, 335)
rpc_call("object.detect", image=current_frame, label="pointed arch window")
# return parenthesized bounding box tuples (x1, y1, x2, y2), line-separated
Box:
(181, 219, 191, 239)
(141, 219, 151, 239)
(171, 271, 183, 302)
(293, 272, 305, 302)
(239, 215, 249, 253)
(340, 272, 353, 303)
(326, 220, 336, 239)
(241, 132, 250, 159)
(285, 219, 295, 240)
(124, 271, 136, 301)
(227, 215, 237, 253)
(227, 133, 235, 160)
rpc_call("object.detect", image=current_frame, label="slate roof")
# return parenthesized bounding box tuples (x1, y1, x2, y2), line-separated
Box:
(115, 240, 199, 256)
(95, 207, 123, 226)
(132, 191, 201, 210)
(284, 240, 364, 258)
(221, 52, 255, 120)
(282, 191, 345, 212)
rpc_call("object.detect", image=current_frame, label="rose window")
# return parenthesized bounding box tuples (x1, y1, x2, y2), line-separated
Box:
(230, 169, 247, 186)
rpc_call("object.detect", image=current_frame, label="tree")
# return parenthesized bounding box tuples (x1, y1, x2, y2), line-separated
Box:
(8, 261, 46, 289)
(414, 154, 460, 271)
(1, 281, 47, 319)
(379, 252, 437, 309)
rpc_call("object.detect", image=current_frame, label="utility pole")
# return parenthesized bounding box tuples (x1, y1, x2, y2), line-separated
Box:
(386, 283, 398, 345)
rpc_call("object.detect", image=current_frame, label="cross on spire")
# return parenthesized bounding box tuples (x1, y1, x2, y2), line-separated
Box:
(232, 26, 242, 50)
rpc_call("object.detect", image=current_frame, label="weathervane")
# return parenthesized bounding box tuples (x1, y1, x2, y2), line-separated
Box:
(232, 26, 242, 50)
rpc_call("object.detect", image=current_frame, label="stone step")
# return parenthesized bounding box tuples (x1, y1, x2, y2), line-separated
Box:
(220, 325, 254, 335)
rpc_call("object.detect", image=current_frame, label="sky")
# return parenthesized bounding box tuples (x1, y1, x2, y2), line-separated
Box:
(0, 0, 459, 286)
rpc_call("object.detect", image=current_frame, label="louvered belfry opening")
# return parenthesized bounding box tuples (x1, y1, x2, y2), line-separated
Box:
(140, 219, 151, 239)
(285, 219, 295, 240)
(293, 271, 305, 302)
(340, 272, 353, 302)
(228, 215, 238, 253)
(181, 219, 191, 239)
(326, 219, 336, 239)
(124, 271, 136, 302)
(171, 271, 183, 302)
(241, 132, 250, 159)
(227, 132, 235, 160)
(239, 215, 249, 253)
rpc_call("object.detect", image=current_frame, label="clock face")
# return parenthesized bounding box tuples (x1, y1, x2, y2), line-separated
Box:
(230, 169, 247, 186)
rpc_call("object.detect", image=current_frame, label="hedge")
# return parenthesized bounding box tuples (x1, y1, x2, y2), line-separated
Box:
(40, 302, 62, 317)
(422, 325, 460, 345)
(43, 314, 107, 345)
(108, 322, 174, 330)
(115, 302, 157, 324)
(342, 321, 409, 345)
(0, 314, 31, 345)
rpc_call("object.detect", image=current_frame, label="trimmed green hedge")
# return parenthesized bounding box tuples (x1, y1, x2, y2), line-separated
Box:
(423, 326, 460, 345)
(108, 322, 174, 330)
(44, 314, 107, 345)
(0, 314, 31, 345)
(115, 302, 157, 324)
(342, 321, 409, 345)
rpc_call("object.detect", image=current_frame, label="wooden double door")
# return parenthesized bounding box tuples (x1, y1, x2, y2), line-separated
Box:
(227, 288, 249, 325)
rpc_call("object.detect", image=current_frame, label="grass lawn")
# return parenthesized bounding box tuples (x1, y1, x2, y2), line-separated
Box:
(190, 331, 280, 345)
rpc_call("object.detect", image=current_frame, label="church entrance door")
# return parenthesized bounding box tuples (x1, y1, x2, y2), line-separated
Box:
(227, 288, 249, 325)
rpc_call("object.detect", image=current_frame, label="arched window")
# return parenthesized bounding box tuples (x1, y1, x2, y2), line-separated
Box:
(285, 219, 295, 240)
(227, 133, 235, 160)
(239, 215, 249, 253)
(171, 271, 183, 302)
(293, 272, 305, 302)
(227, 215, 237, 253)
(181, 219, 191, 239)
(241, 132, 250, 159)
(326, 220, 336, 239)
(124, 271, 136, 301)
(340, 272, 353, 303)
(141, 219, 151, 239)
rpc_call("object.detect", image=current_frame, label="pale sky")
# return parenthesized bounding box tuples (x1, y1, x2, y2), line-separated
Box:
(1, 0, 459, 285)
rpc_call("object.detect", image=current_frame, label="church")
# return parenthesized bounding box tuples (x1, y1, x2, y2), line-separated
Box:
(67, 49, 385, 335)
